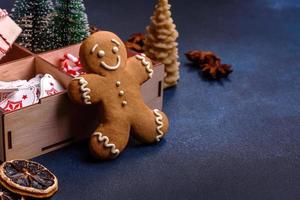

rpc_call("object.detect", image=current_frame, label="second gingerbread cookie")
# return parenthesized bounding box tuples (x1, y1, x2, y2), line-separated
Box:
(68, 31, 169, 160)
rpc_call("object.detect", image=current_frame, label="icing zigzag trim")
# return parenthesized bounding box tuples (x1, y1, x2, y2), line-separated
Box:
(74, 77, 92, 105)
(92, 132, 120, 156)
(135, 54, 154, 78)
(153, 109, 164, 142)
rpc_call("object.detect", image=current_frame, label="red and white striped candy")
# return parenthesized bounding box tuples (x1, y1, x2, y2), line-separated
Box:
(63, 53, 82, 67)
(60, 53, 85, 77)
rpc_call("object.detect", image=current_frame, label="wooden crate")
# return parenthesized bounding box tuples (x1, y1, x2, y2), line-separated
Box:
(0, 44, 165, 161)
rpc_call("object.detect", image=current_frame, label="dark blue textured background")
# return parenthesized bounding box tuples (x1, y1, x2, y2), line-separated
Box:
(1, 0, 300, 199)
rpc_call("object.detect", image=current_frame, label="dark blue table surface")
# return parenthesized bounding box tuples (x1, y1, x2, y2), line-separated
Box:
(1, 0, 300, 199)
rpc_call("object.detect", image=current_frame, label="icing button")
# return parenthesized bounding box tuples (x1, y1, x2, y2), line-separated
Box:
(116, 81, 121, 87)
(119, 90, 125, 96)
(122, 101, 128, 107)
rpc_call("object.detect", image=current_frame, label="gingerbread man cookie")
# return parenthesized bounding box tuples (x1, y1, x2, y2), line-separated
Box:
(68, 31, 169, 160)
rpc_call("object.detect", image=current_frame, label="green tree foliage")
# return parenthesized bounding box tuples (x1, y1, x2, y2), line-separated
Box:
(54, 0, 90, 48)
(11, 0, 55, 53)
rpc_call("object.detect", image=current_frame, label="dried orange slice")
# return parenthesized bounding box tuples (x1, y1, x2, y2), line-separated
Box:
(0, 184, 24, 200)
(0, 160, 58, 199)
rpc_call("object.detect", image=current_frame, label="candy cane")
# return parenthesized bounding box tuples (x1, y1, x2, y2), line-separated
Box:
(60, 53, 85, 77)
(64, 53, 82, 67)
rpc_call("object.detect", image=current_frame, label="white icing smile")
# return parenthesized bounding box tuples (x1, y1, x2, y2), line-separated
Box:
(91, 39, 122, 71)
(100, 55, 121, 71)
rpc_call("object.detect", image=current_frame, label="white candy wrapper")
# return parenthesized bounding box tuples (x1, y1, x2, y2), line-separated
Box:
(0, 74, 64, 112)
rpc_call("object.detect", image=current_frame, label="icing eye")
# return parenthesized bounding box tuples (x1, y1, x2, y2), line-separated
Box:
(98, 50, 105, 58)
(112, 46, 119, 54)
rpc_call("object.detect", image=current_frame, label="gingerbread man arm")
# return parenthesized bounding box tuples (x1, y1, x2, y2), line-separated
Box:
(68, 74, 104, 105)
(126, 54, 154, 85)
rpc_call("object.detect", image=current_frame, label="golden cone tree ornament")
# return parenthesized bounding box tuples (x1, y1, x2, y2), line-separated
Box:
(144, 0, 180, 89)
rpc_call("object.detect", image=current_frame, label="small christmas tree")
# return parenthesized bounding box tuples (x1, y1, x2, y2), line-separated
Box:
(11, 0, 56, 53)
(54, 0, 90, 48)
(144, 0, 180, 89)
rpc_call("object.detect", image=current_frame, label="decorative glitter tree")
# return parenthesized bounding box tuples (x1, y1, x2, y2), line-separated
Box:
(54, 0, 90, 49)
(144, 0, 180, 89)
(11, 0, 56, 53)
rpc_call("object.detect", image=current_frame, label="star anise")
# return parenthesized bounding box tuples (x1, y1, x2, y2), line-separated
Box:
(125, 33, 145, 53)
(185, 50, 233, 79)
(89, 26, 100, 34)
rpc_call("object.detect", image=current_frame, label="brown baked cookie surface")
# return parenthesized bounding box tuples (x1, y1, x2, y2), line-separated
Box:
(68, 31, 169, 160)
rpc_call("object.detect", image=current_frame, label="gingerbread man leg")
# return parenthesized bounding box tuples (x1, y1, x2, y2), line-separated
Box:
(131, 108, 169, 143)
(89, 121, 130, 160)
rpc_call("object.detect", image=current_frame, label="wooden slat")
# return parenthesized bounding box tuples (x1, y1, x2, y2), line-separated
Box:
(0, 44, 33, 65)
(141, 63, 164, 103)
(147, 97, 163, 110)
(0, 57, 35, 81)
